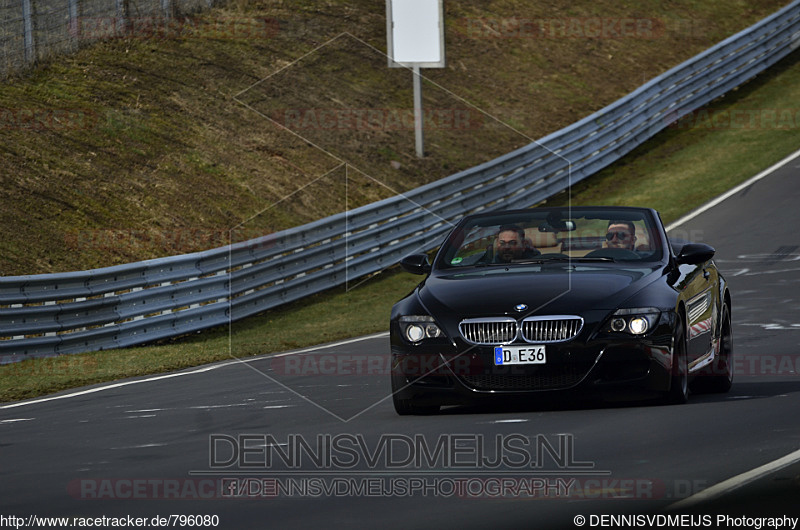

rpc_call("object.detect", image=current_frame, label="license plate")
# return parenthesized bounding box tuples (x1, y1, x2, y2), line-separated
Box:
(494, 345, 546, 365)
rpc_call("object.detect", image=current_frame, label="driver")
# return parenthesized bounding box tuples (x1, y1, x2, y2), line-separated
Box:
(494, 224, 540, 262)
(605, 220, 637, 251)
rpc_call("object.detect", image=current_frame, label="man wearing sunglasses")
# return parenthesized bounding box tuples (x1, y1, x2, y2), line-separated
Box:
(605, 220, 637, 251)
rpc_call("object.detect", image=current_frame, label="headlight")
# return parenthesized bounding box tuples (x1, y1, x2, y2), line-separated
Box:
(399, 316, 443, 343)
(607, 308, 660, 335)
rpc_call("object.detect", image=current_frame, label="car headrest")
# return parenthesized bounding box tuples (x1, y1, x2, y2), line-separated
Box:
(635, 230, 651, 251)
(525, 230, 558, 248)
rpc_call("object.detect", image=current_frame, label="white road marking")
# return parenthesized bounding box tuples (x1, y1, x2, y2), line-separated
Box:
(0, 418, 34, 424)
(667, 147, 800, 231)
(111, 443, 167, 450)
(669, 447, 800, 510)
(267, 332, 389, 359)
(741, 323, 800, 330)
(0, 332, 389, 410)
(729, 266, 800, 276)
(246, 440, 289, 448)
(189, 403, 250, 409)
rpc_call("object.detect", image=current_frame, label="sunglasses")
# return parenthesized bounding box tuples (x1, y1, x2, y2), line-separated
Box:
(606, 231, 632, 241)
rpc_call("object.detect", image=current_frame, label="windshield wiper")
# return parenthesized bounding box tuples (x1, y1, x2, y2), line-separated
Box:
(568, 256, 616, 262)
(468, 256, 617, 267)
(511, 256, 616, 264)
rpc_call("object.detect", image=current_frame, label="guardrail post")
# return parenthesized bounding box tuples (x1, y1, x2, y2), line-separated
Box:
(115, 0, 130, 35)
(21, 0, 35, 64)
(413, 66, 425, 158)
(68, 0, 79, 40)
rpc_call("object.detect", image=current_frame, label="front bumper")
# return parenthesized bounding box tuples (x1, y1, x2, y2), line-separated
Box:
(390, 313, 676, 406)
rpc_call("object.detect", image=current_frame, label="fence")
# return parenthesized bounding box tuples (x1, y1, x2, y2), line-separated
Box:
(0, 0, 217, 78)
(2, 1, 800, 363)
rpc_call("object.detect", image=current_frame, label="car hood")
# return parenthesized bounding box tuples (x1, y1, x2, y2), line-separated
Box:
(419, 265, 662, 318)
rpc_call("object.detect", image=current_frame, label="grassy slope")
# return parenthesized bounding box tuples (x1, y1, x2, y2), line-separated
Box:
(0, 0, 789, 274)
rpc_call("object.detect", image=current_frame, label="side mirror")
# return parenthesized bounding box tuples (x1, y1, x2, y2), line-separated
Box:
(400, 254, 432, 275)
(675, 243, 715, 265)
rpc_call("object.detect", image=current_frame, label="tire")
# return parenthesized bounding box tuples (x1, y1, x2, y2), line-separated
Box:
(691, 303, 733, 394)
(662, 316, 689, 405)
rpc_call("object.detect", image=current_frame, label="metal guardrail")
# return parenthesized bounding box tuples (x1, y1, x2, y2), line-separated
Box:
(2, 1, 800, 363)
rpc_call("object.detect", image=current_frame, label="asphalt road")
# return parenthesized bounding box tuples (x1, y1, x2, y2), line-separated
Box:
(2, 153, 800, 529)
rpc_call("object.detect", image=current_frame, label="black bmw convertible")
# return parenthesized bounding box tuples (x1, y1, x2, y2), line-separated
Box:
(390, 206, 733, 414)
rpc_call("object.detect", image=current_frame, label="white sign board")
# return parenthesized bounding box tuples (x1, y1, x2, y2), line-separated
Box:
(386, 0, 445, 68)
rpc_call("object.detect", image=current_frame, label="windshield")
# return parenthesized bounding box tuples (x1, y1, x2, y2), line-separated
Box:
(437, 208, 665, 269)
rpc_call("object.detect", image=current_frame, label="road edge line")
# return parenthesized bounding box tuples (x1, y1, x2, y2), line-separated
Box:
(0, 332, 389, 410)
(668, 447, 800, 510)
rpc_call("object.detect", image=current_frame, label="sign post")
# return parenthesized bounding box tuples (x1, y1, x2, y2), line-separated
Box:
(412, 65, 424, 159)
(386, 0, 445, 158)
